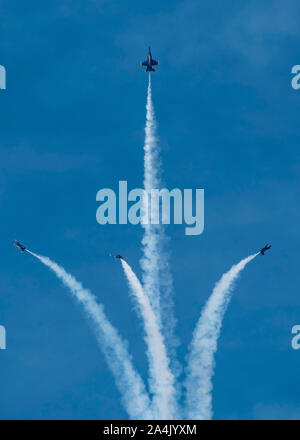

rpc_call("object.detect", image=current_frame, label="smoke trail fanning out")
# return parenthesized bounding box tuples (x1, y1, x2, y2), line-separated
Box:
(121, 259, 179, 419)
(27, 250, 152, 420)
(185, 253, 258, 420)
(140, 74, 179, 375)
(22, 76, 263, 420)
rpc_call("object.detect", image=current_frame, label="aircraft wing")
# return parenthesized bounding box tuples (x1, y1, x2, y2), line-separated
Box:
(141, 61, 148, 66)
(152, 60, 158, 65)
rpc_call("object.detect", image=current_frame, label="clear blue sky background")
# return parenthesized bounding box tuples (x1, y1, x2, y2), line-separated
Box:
(0, 0, 300, 420)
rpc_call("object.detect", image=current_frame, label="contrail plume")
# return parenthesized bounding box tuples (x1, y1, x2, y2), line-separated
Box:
(27, 250, 152, 420)
(141, 74, 179, 377)
(141, 74, 162, 317)
(185, 253, 258, 420)
(121, 259, 179, 419)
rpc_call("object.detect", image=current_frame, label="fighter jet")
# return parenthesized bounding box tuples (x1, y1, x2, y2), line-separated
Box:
(140, 47, 159, 72)
(13, 240, 26, 253)
(109, 253, 128, 261)
(260, 244, 271, 255)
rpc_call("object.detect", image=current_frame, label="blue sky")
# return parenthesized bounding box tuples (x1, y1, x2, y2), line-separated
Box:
(0, 0, 300, 419)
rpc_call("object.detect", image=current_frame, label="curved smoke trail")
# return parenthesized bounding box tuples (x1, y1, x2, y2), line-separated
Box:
(185, 253, 258, 420)
(140, 75, 179, 376)
(27, 250, 152, 420)
(121, 259, 179, 419)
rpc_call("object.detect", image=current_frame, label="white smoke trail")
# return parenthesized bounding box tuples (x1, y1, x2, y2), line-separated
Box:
(121, 259, 179, 419)
(141, 74, 162, 317)
(185, 253, 258, 420)
(27, 250, 152, 420)
(140, 74, 179, 376)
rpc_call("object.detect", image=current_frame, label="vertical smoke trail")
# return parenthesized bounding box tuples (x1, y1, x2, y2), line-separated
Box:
(121, 259, 179, 419)
(140, 75, 179, 376)
(185, 253, 258, 420)
(141, 74, 162, 317)
(27, 250, 152, 420)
